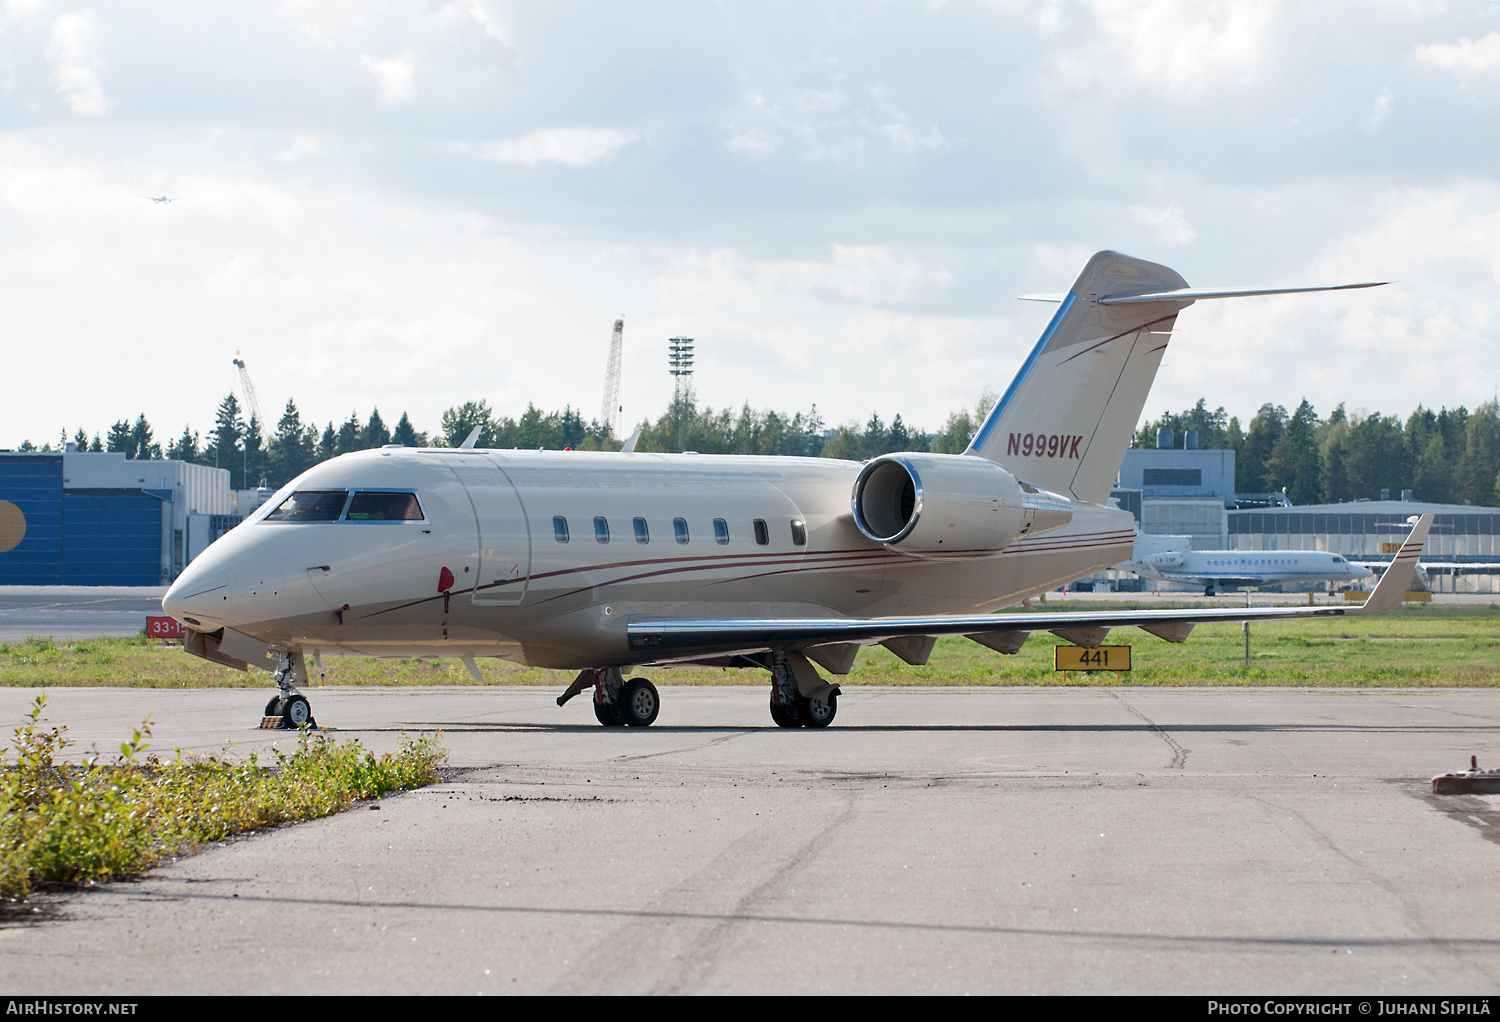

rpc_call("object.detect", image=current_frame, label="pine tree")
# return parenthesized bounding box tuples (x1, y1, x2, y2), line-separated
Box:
(1458, 402, 1500, 506)
(1414, 435, 1455, 503)
(391, 412, 424, 447)
(318, 423, 336, 461)
(72, 428, 89, 451)
(267, 400, 317, 486)
(1265, 399, 1321, 505)
(106, 420, 134, 455)
(131, 415, 160, 460)
(208, 394, 246, 486)
(168, 426, 199, 463)
(361, 408, 391, 449)
(1238, 404, 1287, 493)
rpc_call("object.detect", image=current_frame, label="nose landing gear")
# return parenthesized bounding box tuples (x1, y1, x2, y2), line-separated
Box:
(259, 651, 318, 730)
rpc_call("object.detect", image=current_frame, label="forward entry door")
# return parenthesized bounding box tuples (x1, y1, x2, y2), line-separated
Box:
(444, 454, 532, 606)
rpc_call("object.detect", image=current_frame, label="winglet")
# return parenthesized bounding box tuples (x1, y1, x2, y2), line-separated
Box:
(620, 426, 642, 454)
(1352, 514, 1433, 614)
(459, 426, 482, 449)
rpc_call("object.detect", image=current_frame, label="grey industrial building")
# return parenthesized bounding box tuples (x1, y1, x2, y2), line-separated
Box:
(1102, 428, 1500, 593)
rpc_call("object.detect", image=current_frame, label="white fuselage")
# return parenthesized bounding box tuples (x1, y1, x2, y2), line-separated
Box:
(1124, 546, 1373, 589)
(162, 447, 1134, 670)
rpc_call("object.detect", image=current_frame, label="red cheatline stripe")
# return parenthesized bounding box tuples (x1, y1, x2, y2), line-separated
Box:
(361, 529, 1136, 619)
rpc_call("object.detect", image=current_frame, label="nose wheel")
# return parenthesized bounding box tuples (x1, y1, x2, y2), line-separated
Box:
(259, 652, 318, 730)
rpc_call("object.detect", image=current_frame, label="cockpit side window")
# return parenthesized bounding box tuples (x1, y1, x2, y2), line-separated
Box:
(263, 490, 349, 522)
(345, 491, 424, 521)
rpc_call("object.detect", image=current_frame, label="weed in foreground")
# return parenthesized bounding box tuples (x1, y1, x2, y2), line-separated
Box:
(0, 696, 446, 901)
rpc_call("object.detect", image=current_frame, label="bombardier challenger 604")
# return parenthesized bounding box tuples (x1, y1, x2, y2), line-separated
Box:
(162, 250, 1425, 730)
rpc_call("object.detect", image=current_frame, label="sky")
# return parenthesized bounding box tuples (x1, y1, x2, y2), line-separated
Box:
(2, 0, 1499, 448)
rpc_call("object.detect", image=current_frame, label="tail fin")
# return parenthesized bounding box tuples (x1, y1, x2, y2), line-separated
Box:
(967, 251, 1388, 504)
(966, 251, 1188, 503)
(1352, 514, 1433, 614)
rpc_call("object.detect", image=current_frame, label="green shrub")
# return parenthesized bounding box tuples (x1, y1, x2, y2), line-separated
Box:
(0, 696, 445, 900)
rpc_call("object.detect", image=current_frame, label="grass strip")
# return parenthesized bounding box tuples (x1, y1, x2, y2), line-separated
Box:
(0, 695, 446, 901)
(2, 604, 1499, 689)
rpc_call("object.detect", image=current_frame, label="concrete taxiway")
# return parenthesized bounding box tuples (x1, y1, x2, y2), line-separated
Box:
(0, 586, 166, 642)
(0, 685, 1497, 995)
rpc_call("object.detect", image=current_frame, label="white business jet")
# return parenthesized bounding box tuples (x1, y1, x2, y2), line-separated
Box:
(1121, 532, 1374, 595)
(162, 251, 1422, 730)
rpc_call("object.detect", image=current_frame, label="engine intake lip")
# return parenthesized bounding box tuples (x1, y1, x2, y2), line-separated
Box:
(852, 456, 923, 545)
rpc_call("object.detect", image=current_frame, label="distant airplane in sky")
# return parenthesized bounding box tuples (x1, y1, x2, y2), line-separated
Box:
(144, 195, 177, 204)
(1120, 531, 1374, 595)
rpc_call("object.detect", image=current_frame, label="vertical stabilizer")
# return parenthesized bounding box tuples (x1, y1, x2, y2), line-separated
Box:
(966, 251, 1189, 503)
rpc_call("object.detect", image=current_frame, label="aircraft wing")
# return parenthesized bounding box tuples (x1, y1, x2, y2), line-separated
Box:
(628, 515, 1433, 661)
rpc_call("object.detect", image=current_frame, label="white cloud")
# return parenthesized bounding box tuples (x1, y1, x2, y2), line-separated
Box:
(483, 128, 635, 167)
(276, 135, 323, 162)
(47, 11, 105, 116)
(1130, 202, 1198, 247)
(724, 82, 943, 161)
(1363, 86, 1394, 132)
(1055, 0, 1283, 96)
(1143, 183, 1500, 423)
(1414, 32, 1500, 73)
(359, 53, 415, 104)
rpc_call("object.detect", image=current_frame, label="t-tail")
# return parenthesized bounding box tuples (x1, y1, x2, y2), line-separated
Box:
(964, 250, 1386, 504)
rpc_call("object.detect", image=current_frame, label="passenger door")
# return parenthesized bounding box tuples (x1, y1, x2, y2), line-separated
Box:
(443, 454, 532, 606)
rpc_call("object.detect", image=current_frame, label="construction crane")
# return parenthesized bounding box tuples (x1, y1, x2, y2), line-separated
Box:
(600, 318, 624, 439)
(232, 353, 267, 487)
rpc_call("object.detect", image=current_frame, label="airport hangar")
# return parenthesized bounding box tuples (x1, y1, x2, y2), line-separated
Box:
(2, 441, 1496, 592)
(0, 449, 270, 586)
(1098, 428, 1500, 594)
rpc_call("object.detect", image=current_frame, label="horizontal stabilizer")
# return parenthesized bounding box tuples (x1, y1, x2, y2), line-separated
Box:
(1098, 282, 1388, 306)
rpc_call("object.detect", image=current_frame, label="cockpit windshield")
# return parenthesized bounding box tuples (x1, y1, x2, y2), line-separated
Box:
(263, 490, 348, 522)
(346, 491, 423, 521)
(260, 489, 425, 524)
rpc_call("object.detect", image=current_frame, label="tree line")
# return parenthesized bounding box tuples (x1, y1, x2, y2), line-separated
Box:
(1136, 398, 1500, 507)
(21, 389, 1500, 508)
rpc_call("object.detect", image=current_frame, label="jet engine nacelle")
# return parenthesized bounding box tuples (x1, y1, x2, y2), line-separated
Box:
(850, 453, 1073, 557)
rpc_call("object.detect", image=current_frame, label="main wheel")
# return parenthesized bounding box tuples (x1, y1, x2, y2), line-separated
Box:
(769, 696, 802, 728)
(619, 678, 660, 727)
(803, 689, 838, 728)
(264, 696, 283, 716)
(593, 690, 625, 727)
(283, 695, 312, 728)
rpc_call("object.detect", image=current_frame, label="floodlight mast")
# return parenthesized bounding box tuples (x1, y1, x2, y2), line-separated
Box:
(601, 318, 624, 439)
(668, 337, 694, 453)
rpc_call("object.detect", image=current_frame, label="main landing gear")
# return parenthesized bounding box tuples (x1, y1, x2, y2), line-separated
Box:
(260, 651, 317, 730)
(558, 667, 659, 727)
(769, 649, 839, 729)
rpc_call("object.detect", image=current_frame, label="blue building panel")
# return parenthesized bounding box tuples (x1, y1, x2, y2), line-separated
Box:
(62, 491, 162, 585)
(0, 455, 64, 584)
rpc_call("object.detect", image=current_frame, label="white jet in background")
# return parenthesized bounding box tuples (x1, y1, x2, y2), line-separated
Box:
(1120, 531, 1374, 596)
(162, 250, 1421, 731)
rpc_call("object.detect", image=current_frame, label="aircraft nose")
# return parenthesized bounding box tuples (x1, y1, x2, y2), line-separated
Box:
(162, 564, 235, 631)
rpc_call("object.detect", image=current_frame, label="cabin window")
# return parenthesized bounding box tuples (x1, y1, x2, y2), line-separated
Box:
(713, 518, 729, 545)
(553, 516, 569, 543)
(344, 491, 424, 521)
(634, 517, 650, 544)
(594, 516, 610, 544)
(674, 518, 689, 544)
(790, 520, 807, 546)
(753, 519, 769, 546)
(263, 490, 348, 523)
